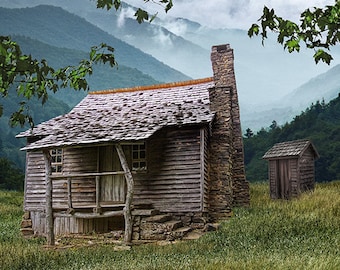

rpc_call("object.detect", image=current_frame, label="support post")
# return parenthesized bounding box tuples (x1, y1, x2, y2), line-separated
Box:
(43, 149, 55, 246)
(115, 144, 134, 243)
(94, 176, 102, 213)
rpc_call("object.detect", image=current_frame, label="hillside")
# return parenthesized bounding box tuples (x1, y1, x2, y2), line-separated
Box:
(0, 5, 190, 83)
(13, 35, 161, 107)
(241, 64, 340, 131)
(244, 94, 340, 182)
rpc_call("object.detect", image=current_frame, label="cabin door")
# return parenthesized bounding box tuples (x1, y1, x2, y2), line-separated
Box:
(99, 146, 126, 203)
(276, 159, 291, 199)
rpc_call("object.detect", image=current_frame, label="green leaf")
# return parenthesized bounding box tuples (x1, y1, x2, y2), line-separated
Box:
(135, 9, 149, 24)
(248, 24, 259, 37)
(314, 49, 333, 64)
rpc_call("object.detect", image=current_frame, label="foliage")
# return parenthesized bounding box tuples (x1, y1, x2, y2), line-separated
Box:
(248, 2, 340, 64)
(0, 158, 24, 191)
(0, 36, 116, 127)
(96, 0, 173, 23)
(1, 182, 339, 269)
(244, 95, 340, 182)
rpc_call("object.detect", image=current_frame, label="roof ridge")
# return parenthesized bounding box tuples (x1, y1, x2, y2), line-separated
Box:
(89, 77, 214, 95)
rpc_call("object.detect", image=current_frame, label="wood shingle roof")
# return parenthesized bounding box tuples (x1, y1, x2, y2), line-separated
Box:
(18, 78, 215, 150)
(262, 139, 319, 160)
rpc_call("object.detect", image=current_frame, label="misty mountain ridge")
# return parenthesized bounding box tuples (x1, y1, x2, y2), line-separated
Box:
(241, 64, 340, 131)
(2, 0, 339, 107)
(1, 1, 340, 132)
(0, 5, 190, 84)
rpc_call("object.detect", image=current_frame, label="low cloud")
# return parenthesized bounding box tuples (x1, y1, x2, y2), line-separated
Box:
(123, 0, 334, 29)
(117, 6, 135, 28)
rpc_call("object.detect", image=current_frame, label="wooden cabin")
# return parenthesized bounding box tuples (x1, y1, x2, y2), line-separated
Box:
(17, 44, 249, 244)
(263, 139, 319, 200)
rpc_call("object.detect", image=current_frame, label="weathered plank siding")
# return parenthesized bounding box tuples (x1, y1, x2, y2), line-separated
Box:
(24, 152, 46, 211)
(269, 160, 278, 199)
(289, 159, 298, 197)
(299, 148, 315, 192)
(99, 146, 126, 203)
(134, 127, 207, 213)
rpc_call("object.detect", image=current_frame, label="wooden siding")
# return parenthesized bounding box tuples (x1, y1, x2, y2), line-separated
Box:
(134, 127, 205, 213)
(99, 146, 126, 203)
(289, 159, 298, 197)
(30, 210, 122, 235)
(25, 126, 207, 235)
(269, 160, 277, 199)
(24, 152, 46, 211)
(54, 147, 98, 209)
(298, 148, 315, 192)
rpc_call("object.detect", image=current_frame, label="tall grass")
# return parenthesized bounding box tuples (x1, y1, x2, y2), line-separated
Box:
(1, 182, 339, 270)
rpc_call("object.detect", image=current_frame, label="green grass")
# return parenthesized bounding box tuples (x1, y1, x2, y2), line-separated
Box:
(1, 182, 340, 270)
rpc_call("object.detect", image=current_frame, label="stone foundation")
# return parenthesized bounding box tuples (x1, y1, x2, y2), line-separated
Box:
(132, 210, 212, 241)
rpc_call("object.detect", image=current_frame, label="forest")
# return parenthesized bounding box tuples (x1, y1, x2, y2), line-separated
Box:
(244, 94, 340, 183)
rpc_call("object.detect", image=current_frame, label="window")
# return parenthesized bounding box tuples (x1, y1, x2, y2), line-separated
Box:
(50, 148, 63, 173)
(132, 143, 146, 170)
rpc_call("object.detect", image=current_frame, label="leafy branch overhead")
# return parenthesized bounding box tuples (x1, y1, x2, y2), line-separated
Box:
(0, 0, 173, 127)
(0, 36, 116, 127)
(248, 2, 340, 64)
(96, 0, 173, 22)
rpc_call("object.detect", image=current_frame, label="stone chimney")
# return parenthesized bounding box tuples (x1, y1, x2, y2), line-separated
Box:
(208, 44, 249, 221)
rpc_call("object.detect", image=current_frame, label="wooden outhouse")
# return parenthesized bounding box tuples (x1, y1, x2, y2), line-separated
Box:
(263, 139, 319, 199)
(17, 44, 249, 244)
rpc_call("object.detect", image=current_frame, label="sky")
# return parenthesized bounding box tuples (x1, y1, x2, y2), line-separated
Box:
(123, 0, 335, 29)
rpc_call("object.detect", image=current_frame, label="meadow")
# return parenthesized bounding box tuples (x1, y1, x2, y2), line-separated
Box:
(0, 182, 339, 270)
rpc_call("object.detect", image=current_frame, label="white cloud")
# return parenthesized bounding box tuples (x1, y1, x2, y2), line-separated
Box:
(123, 0, 335, 29)
(117, 6, 135, 28)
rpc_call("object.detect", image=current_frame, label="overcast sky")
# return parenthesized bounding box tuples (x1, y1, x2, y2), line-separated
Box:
(123, 0, 335, 29)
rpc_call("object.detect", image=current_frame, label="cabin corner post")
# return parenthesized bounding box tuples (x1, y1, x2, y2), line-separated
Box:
(115, 144, 134, 243)
(42, 149, 55, 246)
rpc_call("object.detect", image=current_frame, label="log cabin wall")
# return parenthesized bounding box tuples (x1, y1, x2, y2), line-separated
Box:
(24, 152, 46, 211)
(134, 126, 208, 213)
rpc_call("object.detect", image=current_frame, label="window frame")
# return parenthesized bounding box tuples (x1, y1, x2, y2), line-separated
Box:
(131, 142, 147, 171)
(50, 148, 63, 174)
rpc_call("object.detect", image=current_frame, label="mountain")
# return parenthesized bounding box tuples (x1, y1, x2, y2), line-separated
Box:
(2, 0, 338, 106)
(241, 64, 340, 131)
(0, 5, 190, 84)
(13, 35, 161, 107)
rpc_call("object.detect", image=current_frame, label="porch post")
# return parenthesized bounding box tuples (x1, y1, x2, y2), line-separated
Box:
(43, 149, 55, 246)
(115, 144, 134, 243)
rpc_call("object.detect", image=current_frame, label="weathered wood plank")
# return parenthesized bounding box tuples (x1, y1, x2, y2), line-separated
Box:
(43, 149, 54, 246)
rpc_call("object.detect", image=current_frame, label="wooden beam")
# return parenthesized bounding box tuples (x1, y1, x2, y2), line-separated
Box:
(54, 210, 124, 219)
(43, 149, 55, 246)
(115, 144, 134, 243)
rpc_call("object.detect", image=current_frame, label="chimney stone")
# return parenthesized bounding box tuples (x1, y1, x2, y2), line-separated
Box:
(208, 44, 249, 221)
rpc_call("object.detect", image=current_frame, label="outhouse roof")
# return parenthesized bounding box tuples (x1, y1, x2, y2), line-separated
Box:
(262, 139, 319, 160)
(18, 78, 215, 151)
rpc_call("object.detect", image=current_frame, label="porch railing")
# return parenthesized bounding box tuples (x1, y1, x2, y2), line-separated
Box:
(50, 171, 126, 217)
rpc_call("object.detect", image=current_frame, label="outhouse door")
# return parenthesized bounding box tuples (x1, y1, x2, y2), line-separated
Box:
(99, 146, 126, 203)
(276, 159, 291, 199)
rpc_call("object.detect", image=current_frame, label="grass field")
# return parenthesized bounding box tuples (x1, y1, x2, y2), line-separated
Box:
(0, 182, 339, 270)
